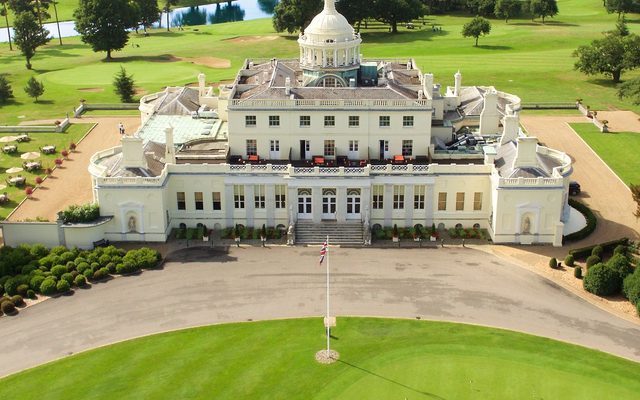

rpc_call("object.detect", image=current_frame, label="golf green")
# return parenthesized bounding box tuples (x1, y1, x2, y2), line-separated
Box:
(1, 318, 638, 399)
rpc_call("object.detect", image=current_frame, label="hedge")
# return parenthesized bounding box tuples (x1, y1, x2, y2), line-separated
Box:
(74, 274, 86, 287)
(40, 278, 57, 296)
(583, 263, 621, 296)
(623, 270, 640, 305)
(56, 279, 71, 293)
(60, 203, 100, 224)
(569, 238, 629, 260)
(563, 199, 597, 242)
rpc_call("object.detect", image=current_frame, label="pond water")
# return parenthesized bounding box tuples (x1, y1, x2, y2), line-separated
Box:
(0, 0, 277, 43)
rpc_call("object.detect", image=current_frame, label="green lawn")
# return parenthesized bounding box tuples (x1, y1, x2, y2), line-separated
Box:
(0, 123, 94, 220)
(2, 0, 640, 124)
(570, 123, 640, 185)
(0, 318, 638, 399)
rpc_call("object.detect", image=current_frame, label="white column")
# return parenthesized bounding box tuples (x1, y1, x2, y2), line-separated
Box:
(323, 50, 327, 67)
(333, 49, 337, 67)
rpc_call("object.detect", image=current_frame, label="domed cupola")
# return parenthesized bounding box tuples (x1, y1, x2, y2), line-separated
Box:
(297, 0, 362, 87)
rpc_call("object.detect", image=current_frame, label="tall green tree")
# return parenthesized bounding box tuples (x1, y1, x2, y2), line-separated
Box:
(163, 0, 178, 31)
(273, 0, 322, 34)
(113, 66, 136, 103)
(372, 0, 425, 34)
(12, 11, 50, 69)
(24, 76, 44, 102)
(336, 0, 370, 31)
(574, 24, 640, 83)
(1, 0, 12, 50)
(0, 74, 14, 104)
(74, 0, 137, 60)
(605, 0, 640, 19)
(8, 0, 50, 25)
(494, 0, 521, 23)
(529, 0, 558, 23)
(462, 15, 491, 46)
(466, 0, 496, 17)
(630, 183, 640, 218)
(135, 0, 160, 33)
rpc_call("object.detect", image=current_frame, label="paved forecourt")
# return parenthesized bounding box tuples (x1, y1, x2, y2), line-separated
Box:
(1, 246, 639, 378)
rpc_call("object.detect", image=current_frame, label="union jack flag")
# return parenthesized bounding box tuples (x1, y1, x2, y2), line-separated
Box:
(319, 240, 328, 265)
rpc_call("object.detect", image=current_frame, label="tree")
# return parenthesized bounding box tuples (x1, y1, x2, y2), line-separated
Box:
(494, 0, 521, 23)
(134, 0, 160, 33)
(273, 0, 322, 34)
(24, 76, 44, 102)
(631, 183, 640, 217)
(113, 66, 135, 103)
(466, 0, 496, 17)
(0, 74, 14, 104)
(336, 0, 370, 31)
(462, 16, 491, 46)
(372, 0, 425, 34)
(605, 0, 640, 19)
(1, 0, 12, 50)
(529, 0, 558, 23)
(8, 0, 51, 25)
(574, 26, 640, 83)
(74, 0, 137, 60)
(163, 0, 178, 31)
(12, 11, 50, 69)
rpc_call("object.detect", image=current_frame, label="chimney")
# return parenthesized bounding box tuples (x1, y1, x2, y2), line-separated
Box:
(121, 136, 147, 169)
(263, 70, 269, 84)
(198, 73, 206, 97)
(407, 60, 412, 70)
(164, 126, 176, 164)
(423, 73, 433, 98)
(479, 88, 500, 134)
(285, 77, 291, 95)
(454, 70, 462, 97)
(500, 114, 520, 145)
(418, 89, 423, 99)
(513, 137, 539, 168)
(349, 78, 356, 87)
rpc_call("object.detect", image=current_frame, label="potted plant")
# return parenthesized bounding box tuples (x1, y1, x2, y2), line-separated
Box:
(260, 224, 267, 247)
(54, 158, 63, 167)
(69, 142, 77, 152)
(54, 120, 61, 126)
(61, 149, 69, 160)
(430, 223, 438, 241)
(25, 186, 33, 198)
(392, 224, 399, 243)
(202, 224, 209, 242)
(45, 167, 53, 175)
(233, 224, 241, 247)
(35, 176, 43, 186)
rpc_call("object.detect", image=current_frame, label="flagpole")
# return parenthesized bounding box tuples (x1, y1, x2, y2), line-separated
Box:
(326, 235, 330, 357)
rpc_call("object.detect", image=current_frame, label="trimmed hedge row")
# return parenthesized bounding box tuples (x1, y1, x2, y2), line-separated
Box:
(563, 199, 597, 242)
(569, 238, 629, 260)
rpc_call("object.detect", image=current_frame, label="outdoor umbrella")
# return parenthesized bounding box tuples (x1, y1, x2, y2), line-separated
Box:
(20, 152, 41, 160)
(6, 167, 24, 174)
(0, 184, 7, 190)
(0, 136, 17, 143)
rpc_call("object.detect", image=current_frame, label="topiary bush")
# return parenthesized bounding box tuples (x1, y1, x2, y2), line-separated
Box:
(74, 274, 86, 287)
(4, 277, 21, 296)
(26, 289, 36, 299)
(92, 268, 109, 281)
(549, 257, 557, 269)
(76, 262, 90, 274)
(16, 283, 29, 297)
(82, 268, 93, 279)
(1, 300, 16, 315)
(106, 262, 116, 274)
(623, 270, 640, 305)
(56, 279, 71, 293)
(40, 278, 57, 296)
(613, 244, 628, 256)
(122, 247, 161, 270)
(61, 272, 74, 285)
(50, 265, 68, 278)
(606, 254, 633, 282)
(564, 255, 575, 267)
(583, 263, 620, 296)
(574, 266, 583, 279)
(30, 275, 45, 292)
(586, 255, 601, 268)
(11, 295, 24, 307)
(115, 262, 139, 275)
(591, 245, 604, 258)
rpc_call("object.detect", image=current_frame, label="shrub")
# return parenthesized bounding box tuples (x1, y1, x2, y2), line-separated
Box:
(98, 254, 111, 267)
(59, 251, 76, 264)
(56, 279, 71, 293)
(26, 289, 36, 299)
(570, 238, 629, 260)
(123, 247, 161, 270)
(11, 295, 25, 307)
(564, 255, 575, 267)
(76, 262, 90, 274)
(586, 255, 601, 268)
(623, 271, 640, 305)
(115, 262, 139, 275)
(40, 278, 57, 295)
(613, 244, 628, 256)
(1, 301, 16, 315)
(574, 266, 583, 279)
(106, 262, 116, 274)
(4, 277, 21, 296)
(61, 272, 74, 285)
(60, 203, 100, 224)
(583, 263, 620, 296)
(549, 258, 557, 269)
(30, 275, 45, 292)
(50, 264, 67, 278)
(74, 274, 86, 287)
(82, 269, 93, 279)
(591, 245, 604, 258)
(21, 264, 37, 275)
(16, 283, 29, 297)
(606, 254, 633, 281)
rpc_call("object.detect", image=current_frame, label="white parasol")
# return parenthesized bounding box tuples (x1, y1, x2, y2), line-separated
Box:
(6, 167, 24, 174)
(20, 151, 41, 160)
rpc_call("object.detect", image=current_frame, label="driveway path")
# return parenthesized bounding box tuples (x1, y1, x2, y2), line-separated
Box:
(1, 246, 639, 378)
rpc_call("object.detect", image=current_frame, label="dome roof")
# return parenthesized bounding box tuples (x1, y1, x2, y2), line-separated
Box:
(304, 0, 356, 43)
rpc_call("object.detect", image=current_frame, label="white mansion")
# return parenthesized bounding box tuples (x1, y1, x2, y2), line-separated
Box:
(57, 0, 573, 246)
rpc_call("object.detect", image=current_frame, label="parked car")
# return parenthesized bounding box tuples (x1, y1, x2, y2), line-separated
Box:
(569, 181, 581, 196)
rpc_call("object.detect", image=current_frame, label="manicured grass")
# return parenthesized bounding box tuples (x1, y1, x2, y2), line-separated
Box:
(2, 0, 640, 125)
(570, 123, 640, 184)
(0, 318, 638, 399)
(0, 123, 94, 220)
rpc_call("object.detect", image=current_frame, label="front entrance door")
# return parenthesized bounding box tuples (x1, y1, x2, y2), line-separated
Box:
(270, 140, 280, 160)
(379, 140, 389, 160)
(299, 140, 310, 160)
(346, 189, 361, 219)
(297, 189, 312, 219)
(322, 188, 337, 220)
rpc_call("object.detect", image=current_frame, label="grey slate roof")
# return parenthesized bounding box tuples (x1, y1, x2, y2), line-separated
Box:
(494, 141, 562, 178)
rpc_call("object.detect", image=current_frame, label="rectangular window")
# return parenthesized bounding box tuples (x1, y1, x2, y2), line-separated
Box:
(438, 192, 447, 211)
(349, 140, 359, 152)
(246, 139, 257, 156)
(270, 140, 280, 151)
(403, 116, 414, 127)
(393, 185, 404, 209)
(456, 192, 465, 211)
(324, 140, 335, 156)
(269, 115, 280, 127)
(402, 140, 413, 157)
(194, 192, 203, 210)
(372, 185, 384, 209)
(254, 185, 265, 209)
(177, 192, 186, 210)
(245, 115, 256, 127)
(379, 115, 390, 127)
(212, 192, 221, 210)
(474, 192, 483, 211)
(300, 115, 311, 127)
(275, 185, 286, 209)
(324, 115, 335, 127)
(234, 185, 245, 209)
(348, 115, 359, 127)
(414, 186, 425, 210)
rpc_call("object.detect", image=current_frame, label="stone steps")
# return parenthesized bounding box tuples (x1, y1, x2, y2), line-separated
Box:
(295, 221, 363, 245)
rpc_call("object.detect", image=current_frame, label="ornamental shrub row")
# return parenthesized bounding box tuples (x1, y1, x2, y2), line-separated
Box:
(569, 238, 629, 260)
(563, 199, 597, 242)
(60, 203, 100, 224)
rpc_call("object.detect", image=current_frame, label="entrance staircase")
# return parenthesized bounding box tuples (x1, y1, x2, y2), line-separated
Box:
(295, 221, 363, 246)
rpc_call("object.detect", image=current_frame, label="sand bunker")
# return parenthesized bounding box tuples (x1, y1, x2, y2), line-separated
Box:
(178, 56, 231, 68)
(224, 35, 279, 43)
(77, 88, 104, 92)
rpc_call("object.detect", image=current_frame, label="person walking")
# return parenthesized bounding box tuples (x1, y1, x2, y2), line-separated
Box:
(118, 122, 125, 135)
